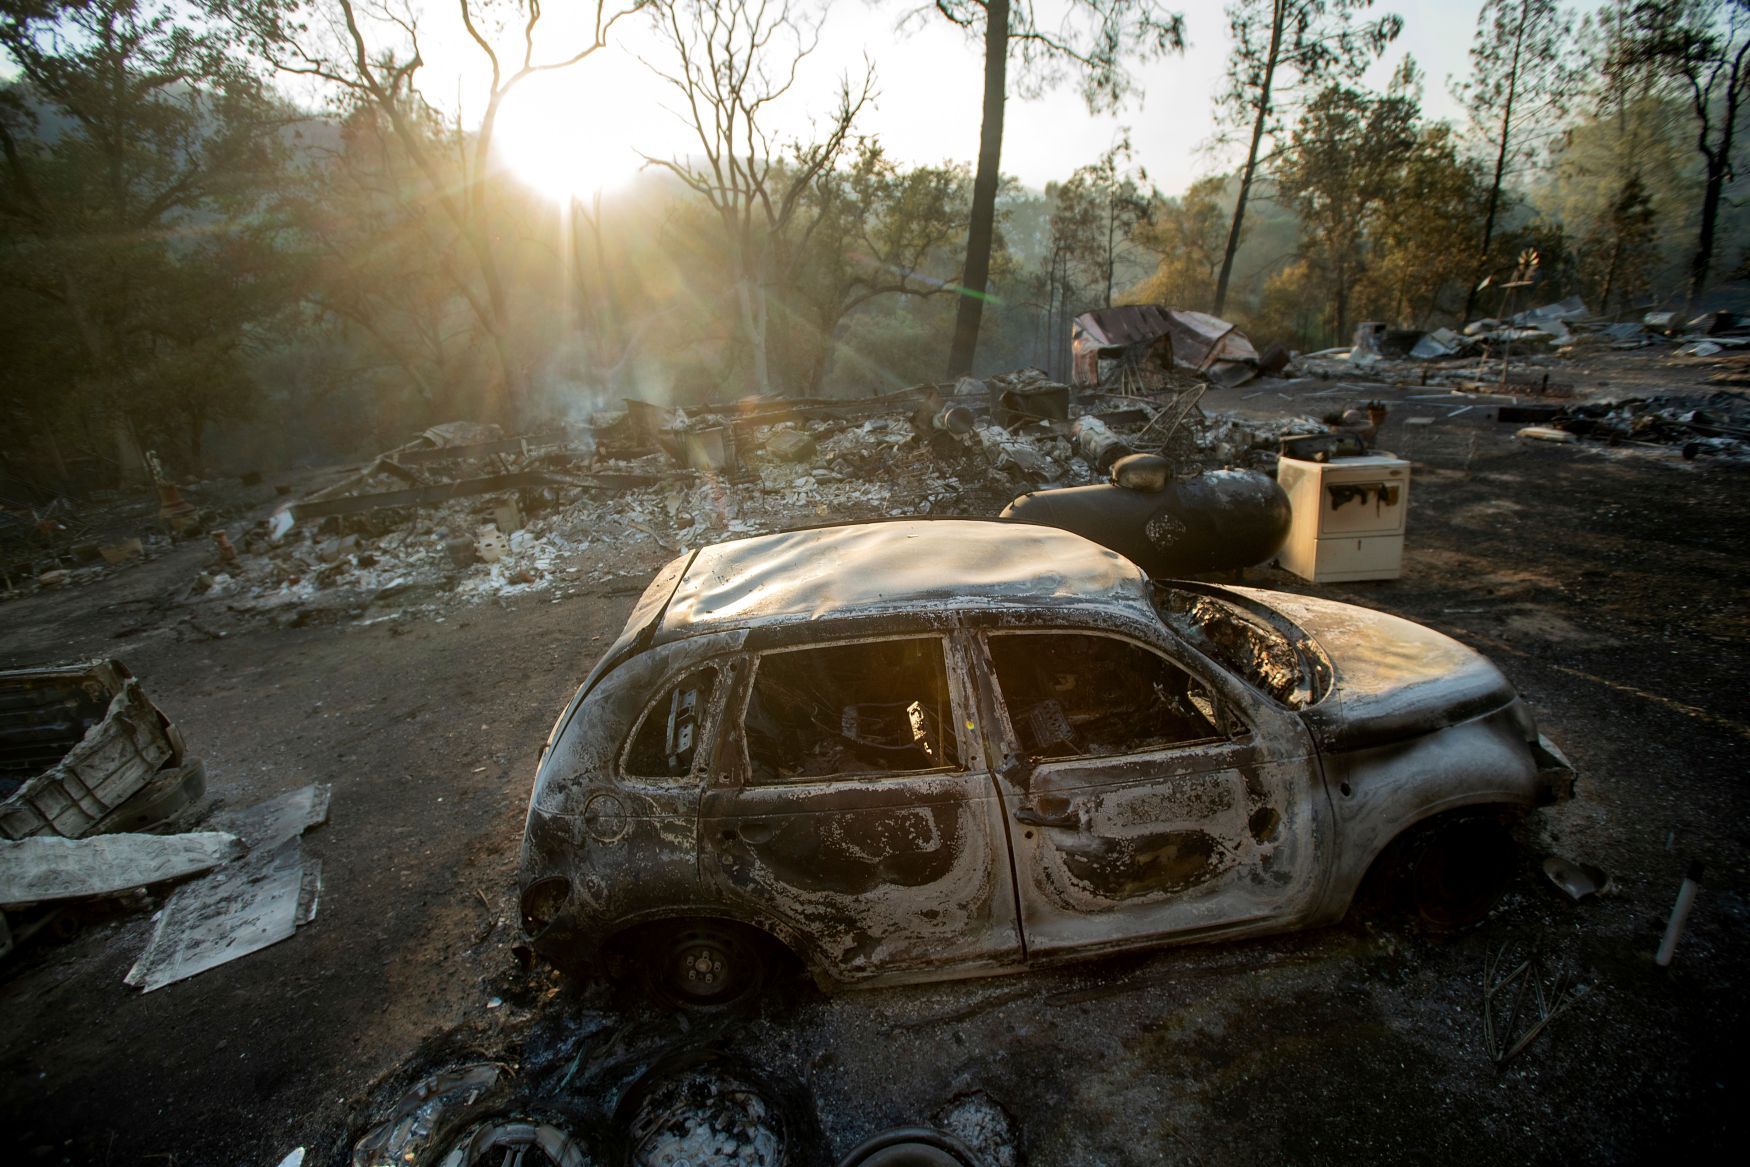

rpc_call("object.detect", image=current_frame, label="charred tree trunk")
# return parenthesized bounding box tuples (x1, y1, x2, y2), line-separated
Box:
(947, 0, 1009, 379)
(1214, 0, 1283, 318)
(1691, 83, 1739, 302)
(1464, 2, 1528, 323)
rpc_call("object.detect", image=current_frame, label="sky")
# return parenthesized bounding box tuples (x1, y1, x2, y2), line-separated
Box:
(0, 1, 1603, 198)
(443, 0, 1515, 201)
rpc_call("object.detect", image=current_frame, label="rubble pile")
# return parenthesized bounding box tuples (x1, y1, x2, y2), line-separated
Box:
(172, 367, 1338, 626)
(1299, 299, 1750, 392)
(1521, 392, 1750, 461)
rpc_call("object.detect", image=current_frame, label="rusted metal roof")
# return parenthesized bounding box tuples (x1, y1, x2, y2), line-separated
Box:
(656, 520, 1151, 640)
(1073, 304, 1182, 350)
(1072, 306, 1260, 373)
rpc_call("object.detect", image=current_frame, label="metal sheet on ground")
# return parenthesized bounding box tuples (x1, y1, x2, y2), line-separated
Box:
(0, 831, 241, 908)
(124, 838, 315, 992)
(209, 783, 331, 849)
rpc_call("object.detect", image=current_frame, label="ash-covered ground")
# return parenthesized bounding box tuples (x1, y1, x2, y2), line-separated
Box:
(1, 344, 1745, 1166)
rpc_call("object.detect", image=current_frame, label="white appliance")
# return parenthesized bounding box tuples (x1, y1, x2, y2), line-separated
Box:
(1276, 452, 1410, 583)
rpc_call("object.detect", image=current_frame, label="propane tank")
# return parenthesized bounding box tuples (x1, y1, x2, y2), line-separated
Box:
(1001, 467, 1291, 577)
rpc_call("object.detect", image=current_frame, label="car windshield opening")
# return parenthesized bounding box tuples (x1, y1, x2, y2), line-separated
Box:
(1153, 586, 1326, 708)
(743, 637, 961, 782)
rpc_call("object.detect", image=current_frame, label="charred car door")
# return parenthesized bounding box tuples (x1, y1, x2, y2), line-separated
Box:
(700, 632, 1023, 985)
(975, 628, 1325, 959)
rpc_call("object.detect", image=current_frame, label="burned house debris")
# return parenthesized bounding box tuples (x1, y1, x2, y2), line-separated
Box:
(1498, 392, 1750, 461)
(1072, 305, 1262, 390)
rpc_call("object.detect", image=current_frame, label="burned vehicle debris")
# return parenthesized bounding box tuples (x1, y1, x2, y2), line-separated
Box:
(517, 520, 1573, 1003)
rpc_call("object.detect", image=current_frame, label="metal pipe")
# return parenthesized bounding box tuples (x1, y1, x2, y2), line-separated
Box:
(1655, 861, 1704, 967)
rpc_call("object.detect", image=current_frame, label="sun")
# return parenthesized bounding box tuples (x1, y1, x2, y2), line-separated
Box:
(494, 74, 645, 202)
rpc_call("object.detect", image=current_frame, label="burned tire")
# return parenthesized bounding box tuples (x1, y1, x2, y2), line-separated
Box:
(645, 920, 767, 1010)
(1404, 815, 1517, 931)
(1359, 812, 1519, 932)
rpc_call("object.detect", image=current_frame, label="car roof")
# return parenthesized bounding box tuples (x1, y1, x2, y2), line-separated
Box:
(655, 518, 1153, 643)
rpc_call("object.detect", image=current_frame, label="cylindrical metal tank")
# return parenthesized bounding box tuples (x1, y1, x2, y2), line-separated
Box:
(1000, 468, 1291, 577)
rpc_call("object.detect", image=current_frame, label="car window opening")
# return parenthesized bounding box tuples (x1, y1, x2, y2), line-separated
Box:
(988, 633, 1223, 761)
(744, 638, 961, 782)
(625, 667, 718, 778)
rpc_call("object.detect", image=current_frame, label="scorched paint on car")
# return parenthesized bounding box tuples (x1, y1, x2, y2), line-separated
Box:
(517, 520, 1573, 1004)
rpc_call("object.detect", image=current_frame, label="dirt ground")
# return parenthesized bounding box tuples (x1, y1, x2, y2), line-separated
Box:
(1, 348, 1745, 1165)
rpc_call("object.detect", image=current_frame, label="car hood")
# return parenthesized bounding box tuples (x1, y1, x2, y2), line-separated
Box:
(1247, 590, 1519, 753)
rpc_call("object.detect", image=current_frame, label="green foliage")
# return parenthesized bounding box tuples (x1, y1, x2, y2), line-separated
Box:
(1130, 175, 1231, 310)
(1272, 75, 1420, 344)
(1604, 0, 1750, 296)
(0, 0, 294, 477)
(772, 143, 974, 392)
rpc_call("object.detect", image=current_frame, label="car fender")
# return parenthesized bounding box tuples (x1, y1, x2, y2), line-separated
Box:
(520, 630, 748, 957)
(1313, 700, 1545, 918)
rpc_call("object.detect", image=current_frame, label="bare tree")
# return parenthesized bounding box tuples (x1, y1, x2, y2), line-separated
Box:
(643, 0, 872, 394)
(1615, 0, 1750, 301)
(226, 0, 638, 423)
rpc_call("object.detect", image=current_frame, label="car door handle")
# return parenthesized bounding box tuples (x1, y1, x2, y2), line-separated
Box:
(732, 820, 775, 845)
(1013, 804, 1079, 830)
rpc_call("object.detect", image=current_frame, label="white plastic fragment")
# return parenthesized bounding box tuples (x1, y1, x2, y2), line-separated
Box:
(1516, 426, 1577, 443)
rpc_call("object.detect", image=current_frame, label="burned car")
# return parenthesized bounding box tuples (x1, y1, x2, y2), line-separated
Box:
(519, 520, 1572, 1004)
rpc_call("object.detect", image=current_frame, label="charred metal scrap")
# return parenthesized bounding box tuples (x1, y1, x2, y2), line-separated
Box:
(0, 659, 203, 841)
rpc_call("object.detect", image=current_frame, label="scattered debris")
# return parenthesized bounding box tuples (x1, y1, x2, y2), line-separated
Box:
(117, 783, 330, 991)
(208, 783, 331, 850)
(98, 538, 143, 565)
(1072, 305, 1261, 390)
(0, 830, 241, 908)
(124, 834, 321, 992)
(1482, 942, 1590, 1065)
(1517, 426, 1579, 444)
(1655, 861, 1704, 967)
(148, 450, 201, 535)
(352, 1063, 512, 1167)
(764, 429, 819, 463)
(1543, 855, 1610, 901)
(987, 368, 1071, 426)
(1409, 327, 1468, 360)
(1499, 393, 1750, 460)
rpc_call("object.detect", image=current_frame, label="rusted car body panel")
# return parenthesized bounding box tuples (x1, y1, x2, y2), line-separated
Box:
(518, 520, 1573, 990)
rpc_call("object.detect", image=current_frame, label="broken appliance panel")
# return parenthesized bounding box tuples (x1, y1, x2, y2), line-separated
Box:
(1276, 452, 1410, 583)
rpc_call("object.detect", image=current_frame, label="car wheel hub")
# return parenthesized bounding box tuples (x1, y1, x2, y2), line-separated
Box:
(678, 943, 727, 991)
